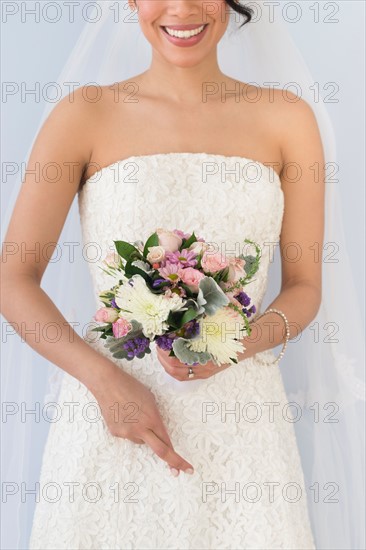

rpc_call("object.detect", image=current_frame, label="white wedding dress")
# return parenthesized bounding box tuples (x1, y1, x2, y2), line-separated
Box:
(29, 152, 316, 549)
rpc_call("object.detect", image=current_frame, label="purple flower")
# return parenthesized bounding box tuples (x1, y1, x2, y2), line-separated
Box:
(156, 334, 177, 351)
(165, 248, 198, 269)
(183, 319, 200, 338)
(123, 336, 150, 359)
(152, 278, 168, 288)
(234, 291, 251, 307)
(234, 291, 256, 318)
(242, 305, 256, 318)
(110, 298, 118, 308)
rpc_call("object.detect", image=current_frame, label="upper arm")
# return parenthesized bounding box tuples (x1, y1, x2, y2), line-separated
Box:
(1, 86, 96, 283)
(277, 92, 326, 296)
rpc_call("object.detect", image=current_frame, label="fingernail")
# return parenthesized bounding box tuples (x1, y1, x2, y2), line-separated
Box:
(185, 468, 194, 475)
(170, 468, 179, 477)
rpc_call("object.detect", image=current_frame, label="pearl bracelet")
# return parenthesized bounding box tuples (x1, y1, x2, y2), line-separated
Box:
(254, 308, 290, 365)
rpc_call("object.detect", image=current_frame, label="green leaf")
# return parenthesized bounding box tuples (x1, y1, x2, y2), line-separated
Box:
(184, 297, 206, 316)
(181, 231, 197, 250)
(124, 261, 151, 284)
(195, 252, 203, 269)
(148, 277, 171, 294)
(243, 254, 257, 275)
(131, 259, 155, 275)
(178, 282, 196, 299)
(114, 240, 141, 262)
(112, 350, 129, 359)
(172, 337, 211, 365)
(180, 307, 199, 326)
(166, 310, 183, 329)
(90, 325, 110, 332)
(143, 232, 159, 258)
(197, 277, 229, 316)
(243, 239, 262, 279)
(214, 265, 230, 283)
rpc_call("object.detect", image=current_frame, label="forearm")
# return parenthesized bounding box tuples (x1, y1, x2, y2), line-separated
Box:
(1, 274, 119, 390)
(238, 281, 321, 361)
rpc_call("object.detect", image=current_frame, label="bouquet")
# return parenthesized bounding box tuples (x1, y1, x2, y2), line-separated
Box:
(92, 228, 261, 367)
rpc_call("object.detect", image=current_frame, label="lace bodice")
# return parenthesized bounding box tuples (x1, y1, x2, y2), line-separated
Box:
(77, 152, 284, 315)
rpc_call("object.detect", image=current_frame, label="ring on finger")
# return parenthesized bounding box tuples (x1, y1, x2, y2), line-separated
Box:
(187, 366, 195, 379)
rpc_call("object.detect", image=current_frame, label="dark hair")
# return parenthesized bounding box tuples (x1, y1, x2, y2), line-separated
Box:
(225, 0, 254, 28)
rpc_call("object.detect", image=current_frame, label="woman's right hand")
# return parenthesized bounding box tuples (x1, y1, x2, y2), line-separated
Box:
(87, 360, 194, 477)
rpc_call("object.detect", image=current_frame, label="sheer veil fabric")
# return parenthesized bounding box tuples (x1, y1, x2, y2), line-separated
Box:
(1, 1, 364, 548)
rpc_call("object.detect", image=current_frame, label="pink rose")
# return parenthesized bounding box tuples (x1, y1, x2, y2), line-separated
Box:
(94, 307, 119, 323)
(178, 267, 205, 292)
(156, 228, 182, 252)
(201, 252, 230, 274)
(227, 256, 246, 283)
(112, 317, 132, 338)
(146, 245, 166, 264)
(188, 241, 210, 255)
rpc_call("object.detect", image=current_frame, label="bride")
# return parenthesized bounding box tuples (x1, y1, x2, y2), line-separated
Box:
(1, 1, 364, 549)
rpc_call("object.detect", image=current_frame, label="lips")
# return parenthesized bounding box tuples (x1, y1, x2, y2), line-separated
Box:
(161, 24, 206, 31)
(159, 21, 210, 47)
(163, 24, 206, 36)
(161, 24, 209, 43)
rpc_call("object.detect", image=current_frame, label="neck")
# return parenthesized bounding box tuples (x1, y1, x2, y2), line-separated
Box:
(138, 50, 227, 104)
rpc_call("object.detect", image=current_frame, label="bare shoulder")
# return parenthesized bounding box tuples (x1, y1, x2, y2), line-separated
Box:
(39, 84, 101, 158)
(245, 85, 323, 173)
(48, 82, 120, 138)
(272, 88, 319, 128)
(48, 84, 100, 125)
(73, 80, 140, 129)
(274, 88, 324, 173)
(50, 84, 118, 174)
(266, 88, 321, 149)
(91, 80, 141, 111)
(242, 83, 317, 122)
(24, 84, 105, 193)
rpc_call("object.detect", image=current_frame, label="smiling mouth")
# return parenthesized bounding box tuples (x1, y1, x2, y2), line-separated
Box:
(161, 24, 208, 39)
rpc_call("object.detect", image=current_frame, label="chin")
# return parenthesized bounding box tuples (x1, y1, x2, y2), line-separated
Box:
(162, 53, 210, 69)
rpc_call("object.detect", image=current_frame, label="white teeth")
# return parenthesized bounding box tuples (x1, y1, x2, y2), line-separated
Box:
(164, 25, 205, 39)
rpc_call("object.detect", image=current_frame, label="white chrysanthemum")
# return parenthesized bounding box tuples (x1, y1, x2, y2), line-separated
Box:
(188, 308, 246, 366)
(114, 275, 185, 339)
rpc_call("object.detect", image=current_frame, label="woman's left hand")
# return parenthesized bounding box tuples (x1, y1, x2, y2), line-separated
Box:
(156, 347, 233, 381)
